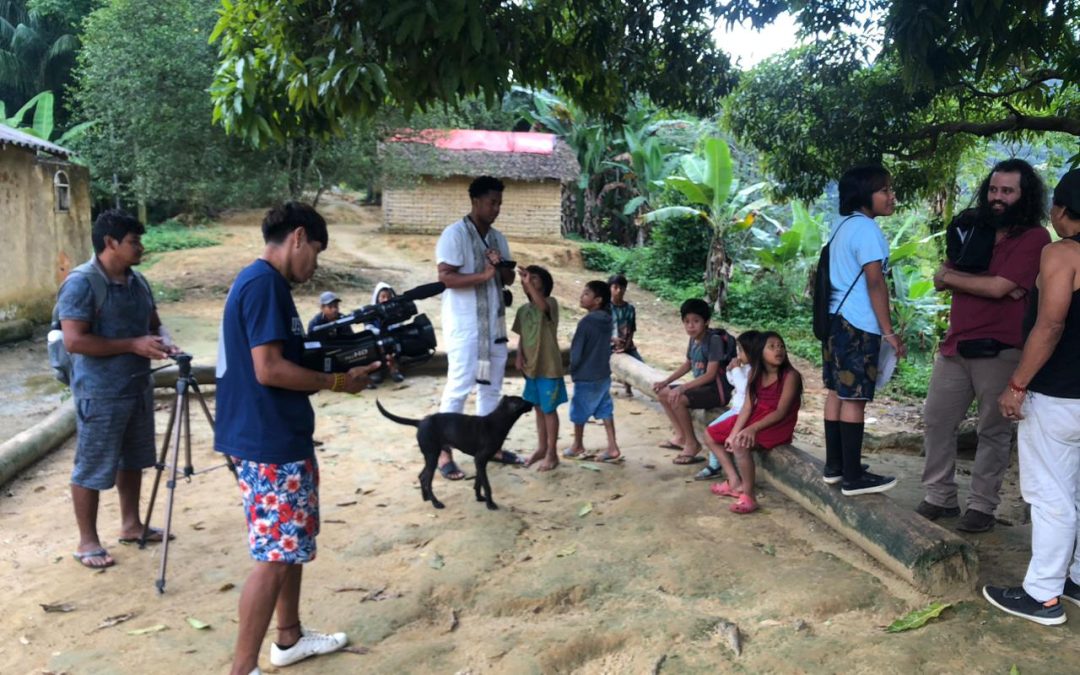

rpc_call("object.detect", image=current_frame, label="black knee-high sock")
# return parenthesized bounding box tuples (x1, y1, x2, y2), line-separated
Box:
(824, 419, 842, 471)
(839, 421, 865, 483)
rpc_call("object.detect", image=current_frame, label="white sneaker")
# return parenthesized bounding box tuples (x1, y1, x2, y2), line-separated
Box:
(269, 627, 348, 667)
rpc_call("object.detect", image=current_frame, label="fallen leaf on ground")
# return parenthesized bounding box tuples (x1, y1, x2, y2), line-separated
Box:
(186, 618, 210, 630)
(556, 545, 577, 557)
(18, 635, 29, 645)
(884, 602, 952, 633)
(429, 553, 445, 569)
(127, 624, 167, 636)
(578, 463, 601, 472)
(336, 501, 357, 507)
(219, 583, 235, 592)
(94, 612, 136, 631)
(334, 586, 369, 593)
(447, 609, 459, 633)
(324, 518, 347, 524)
(578, 502, 593, 517)
(342, 645, 370, 655)
(41, 602, 75, 613)
(191, 522, 205, 531)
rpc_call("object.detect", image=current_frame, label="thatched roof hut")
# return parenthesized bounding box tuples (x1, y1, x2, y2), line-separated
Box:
(381, 130, 580, 239)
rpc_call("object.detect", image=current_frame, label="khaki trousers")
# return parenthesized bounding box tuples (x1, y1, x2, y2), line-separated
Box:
(921, 349, 1019, 514)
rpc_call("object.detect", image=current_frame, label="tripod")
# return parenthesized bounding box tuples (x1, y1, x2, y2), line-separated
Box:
(139, 353, 234, 594)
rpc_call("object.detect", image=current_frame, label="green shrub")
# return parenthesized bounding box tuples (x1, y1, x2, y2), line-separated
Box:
(142, 220, 220, 254)
(646, 215, 711, 285)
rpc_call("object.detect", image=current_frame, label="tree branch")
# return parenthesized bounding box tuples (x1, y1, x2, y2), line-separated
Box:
(959, 69, 1064, 99)
(905, 114, 1080, 143)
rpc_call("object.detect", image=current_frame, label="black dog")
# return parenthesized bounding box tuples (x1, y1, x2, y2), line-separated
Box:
(376, 395, 534, 510)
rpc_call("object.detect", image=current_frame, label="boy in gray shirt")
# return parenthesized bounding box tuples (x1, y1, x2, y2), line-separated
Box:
(564, 280, 621, 462)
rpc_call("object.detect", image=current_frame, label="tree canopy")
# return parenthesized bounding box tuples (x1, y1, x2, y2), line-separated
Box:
(208, 0, 737, 145)
(720, 0, 1080, 200)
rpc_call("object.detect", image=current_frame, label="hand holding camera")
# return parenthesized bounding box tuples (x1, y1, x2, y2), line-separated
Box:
(343, 362, 382, 393)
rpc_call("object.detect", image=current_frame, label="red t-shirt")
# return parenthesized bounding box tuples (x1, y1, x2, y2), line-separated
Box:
(940, 226, 1051, 356)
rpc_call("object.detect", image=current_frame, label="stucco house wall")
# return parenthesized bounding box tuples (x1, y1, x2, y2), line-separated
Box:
(0, 144, 92, 321)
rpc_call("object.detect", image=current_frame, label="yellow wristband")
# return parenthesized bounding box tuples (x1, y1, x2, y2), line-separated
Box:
(330, 373, 345, 392)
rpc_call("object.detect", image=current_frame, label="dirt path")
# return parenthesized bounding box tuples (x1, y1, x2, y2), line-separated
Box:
(0, 197, 1069, 674)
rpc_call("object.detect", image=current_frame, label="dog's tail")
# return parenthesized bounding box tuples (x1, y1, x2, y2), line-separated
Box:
(375, 399, 421, 428)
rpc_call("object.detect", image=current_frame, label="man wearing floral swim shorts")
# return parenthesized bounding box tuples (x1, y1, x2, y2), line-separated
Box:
(216, 203, 380, 675)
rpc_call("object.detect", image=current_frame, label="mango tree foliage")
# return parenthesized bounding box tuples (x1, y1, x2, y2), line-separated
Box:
(719, 0, 1080, 200)
(209, 0, 737, 145)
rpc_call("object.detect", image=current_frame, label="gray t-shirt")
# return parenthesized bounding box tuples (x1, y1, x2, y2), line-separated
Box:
(56, 260, 156, 399)
(686, 332, 726, 378)
(569, 309, 613, 382)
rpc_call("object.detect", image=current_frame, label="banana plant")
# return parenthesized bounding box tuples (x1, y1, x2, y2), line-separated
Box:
(643, 136, 769, 314)
(1, 90, 94, 150)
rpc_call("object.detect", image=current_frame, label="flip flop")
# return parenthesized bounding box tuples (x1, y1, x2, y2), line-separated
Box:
(494, 450, 527, 465)
(119, 527, 176, 544)
(73, 548, 115, 569)
(711, 481, 741, 498)
(562, 448, 590, 459)
(594, 451, 624, 464)
(673, 453, 705, 465)
(730, 494, 758, 514)
(438, 461, 466, 481)
(657, 441, 683, 450)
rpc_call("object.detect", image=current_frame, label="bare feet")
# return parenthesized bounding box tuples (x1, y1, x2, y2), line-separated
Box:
(533, 458, 559, 472)
(526, 448, 547, 466)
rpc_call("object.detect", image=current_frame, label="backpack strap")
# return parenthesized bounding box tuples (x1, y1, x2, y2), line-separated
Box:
(52, 258, 109, 330)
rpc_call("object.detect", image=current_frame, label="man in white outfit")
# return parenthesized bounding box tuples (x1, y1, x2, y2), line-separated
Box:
(435, 176, 521, 479)
(984, 169, 1080, 626)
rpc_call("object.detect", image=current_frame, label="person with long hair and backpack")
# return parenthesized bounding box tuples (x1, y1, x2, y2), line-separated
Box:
(821, 164, 906, 496)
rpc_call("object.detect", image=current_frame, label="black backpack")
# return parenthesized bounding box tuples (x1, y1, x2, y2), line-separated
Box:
(945, 208, 994, 273)
(707, 327, 738, 403)
(812, 216, 860, 342)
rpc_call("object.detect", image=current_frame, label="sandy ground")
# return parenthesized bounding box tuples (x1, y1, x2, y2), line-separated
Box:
(0, 198, 1075, 674)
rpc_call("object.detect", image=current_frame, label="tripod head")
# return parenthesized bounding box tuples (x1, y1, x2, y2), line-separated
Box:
(172, 352, 193, 378)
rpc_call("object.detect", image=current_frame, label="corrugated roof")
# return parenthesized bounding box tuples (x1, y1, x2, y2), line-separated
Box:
(0, 124, 72, 158)
(387, 130, 556, 154)
(381, 130, 579, 182)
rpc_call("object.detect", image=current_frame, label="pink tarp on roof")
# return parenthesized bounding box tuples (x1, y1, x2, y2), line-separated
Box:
(388, 130, 556, 155)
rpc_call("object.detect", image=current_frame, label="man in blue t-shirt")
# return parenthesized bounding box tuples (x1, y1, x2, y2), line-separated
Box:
(216, 203, 379, 675)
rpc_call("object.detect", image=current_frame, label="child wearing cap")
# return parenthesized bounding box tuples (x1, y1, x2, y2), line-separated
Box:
(308, 291, 352, 337)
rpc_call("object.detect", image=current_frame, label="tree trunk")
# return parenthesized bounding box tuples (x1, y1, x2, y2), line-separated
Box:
(704, 230, 732, 317)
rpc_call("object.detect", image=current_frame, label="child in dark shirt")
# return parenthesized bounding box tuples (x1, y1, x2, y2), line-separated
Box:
(564, 281, 621, 462)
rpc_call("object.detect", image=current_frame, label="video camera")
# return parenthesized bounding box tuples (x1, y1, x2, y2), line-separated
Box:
(302, 282, 444, 373)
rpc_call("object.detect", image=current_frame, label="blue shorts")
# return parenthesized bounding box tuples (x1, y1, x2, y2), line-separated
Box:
(570, 378, 614, 425)
(72, 390, 156, 490)
(236, 457, 320, 564)
(523, 376, 568, 414)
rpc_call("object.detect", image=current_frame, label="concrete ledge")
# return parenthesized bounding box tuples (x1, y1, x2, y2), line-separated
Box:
(0, 319, 33, 344)
(609, 352, 979, 595)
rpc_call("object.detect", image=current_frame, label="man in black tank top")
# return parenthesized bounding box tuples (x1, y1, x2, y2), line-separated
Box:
(983, 170, 1080, 626)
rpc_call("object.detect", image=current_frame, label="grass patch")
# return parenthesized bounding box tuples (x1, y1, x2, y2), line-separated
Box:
(142, 219, 221, 255)
(153, 285, 186, 303)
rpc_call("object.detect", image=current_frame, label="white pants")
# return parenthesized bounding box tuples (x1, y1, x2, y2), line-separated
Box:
(440, 338, 508, 416)
(1020, 392, 1080, 602)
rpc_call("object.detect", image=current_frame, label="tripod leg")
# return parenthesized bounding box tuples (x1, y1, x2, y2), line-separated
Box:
(140, 393, 179, 550)
(183, 392, 194, 479)
(155, 387, 186, 594)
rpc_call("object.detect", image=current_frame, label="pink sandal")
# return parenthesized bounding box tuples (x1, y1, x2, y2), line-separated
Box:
(710, 481, 741, 498)
(729, 494, 758, 514)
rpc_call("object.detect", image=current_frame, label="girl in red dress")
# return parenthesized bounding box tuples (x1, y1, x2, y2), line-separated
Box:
(704, 331, 802, 514)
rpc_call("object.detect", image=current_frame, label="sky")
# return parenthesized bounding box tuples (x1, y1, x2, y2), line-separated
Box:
(713, 12, 802, 70)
